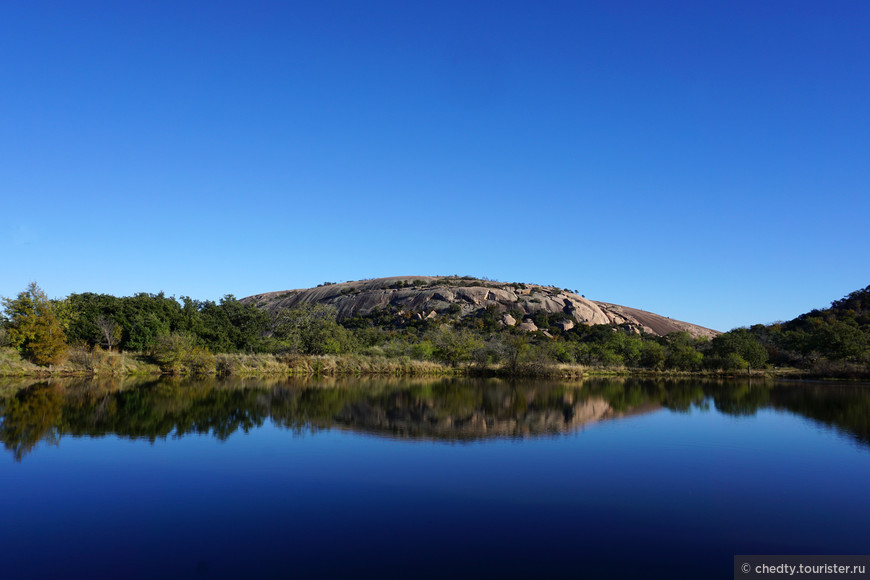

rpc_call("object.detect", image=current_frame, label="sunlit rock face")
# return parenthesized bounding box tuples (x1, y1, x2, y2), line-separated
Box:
(243, 276, 719, 339)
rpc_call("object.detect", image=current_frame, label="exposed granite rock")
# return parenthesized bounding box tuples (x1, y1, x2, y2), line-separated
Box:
(554, 319, 574, 332)
(242, 276, 719, 339)
(517, 320, 539, 332)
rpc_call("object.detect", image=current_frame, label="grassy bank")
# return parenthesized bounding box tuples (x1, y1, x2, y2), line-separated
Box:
(3, 346, 866, 381)
(214, 352, 459, 377)
(0, 346, 160, 377)
(0, 347, 460, 378)
(0, 346, 583, 379)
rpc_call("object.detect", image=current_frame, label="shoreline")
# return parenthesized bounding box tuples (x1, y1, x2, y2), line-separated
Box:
(3, 347, 867, 382)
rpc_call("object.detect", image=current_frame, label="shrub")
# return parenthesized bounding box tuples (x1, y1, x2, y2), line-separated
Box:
(432, 327, 482, 366)
(186, 347, 216, 374)
(152, 333, 215, 374)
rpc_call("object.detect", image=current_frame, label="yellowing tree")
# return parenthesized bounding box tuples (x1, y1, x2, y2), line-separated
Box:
(1, 282, 68, 367)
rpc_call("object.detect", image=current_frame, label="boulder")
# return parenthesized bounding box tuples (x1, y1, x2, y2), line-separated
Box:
(555, 319, 574, 332)
(517, 320, 538, 332)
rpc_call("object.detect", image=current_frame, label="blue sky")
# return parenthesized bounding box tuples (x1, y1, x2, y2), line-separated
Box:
(2, 1, 868, 331)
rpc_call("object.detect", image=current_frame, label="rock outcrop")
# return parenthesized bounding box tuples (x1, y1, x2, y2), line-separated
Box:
(242, 276, 719, 339)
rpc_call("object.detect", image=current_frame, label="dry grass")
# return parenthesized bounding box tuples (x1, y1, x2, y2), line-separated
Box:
(64, 346, 160, 376)
(215, 353, 457, 377)
(1, 346, 159, 377)
(1, 346, 459, 378)
(0, 347, 44, 377)
(7, 347, 840, 381)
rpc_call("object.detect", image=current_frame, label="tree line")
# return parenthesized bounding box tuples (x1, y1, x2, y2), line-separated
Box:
(2, 282, 868, 375)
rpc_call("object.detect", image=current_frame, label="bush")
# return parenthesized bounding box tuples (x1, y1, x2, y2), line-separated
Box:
(151, 333, 215, 374)
(273, 304, 357, 355)
(411, 340, 436, 361)
(640, 341, 666, 370)
(215, 354, 240, 375)
(186, 347, 216, 374)
(707, 328, 768, 370)
(432, 327, 482, 366)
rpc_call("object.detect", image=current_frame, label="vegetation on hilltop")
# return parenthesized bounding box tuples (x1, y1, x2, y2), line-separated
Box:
(746, 285, 870, 372)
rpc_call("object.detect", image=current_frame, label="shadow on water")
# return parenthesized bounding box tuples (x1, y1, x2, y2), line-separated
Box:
(1, 376, 869, 460)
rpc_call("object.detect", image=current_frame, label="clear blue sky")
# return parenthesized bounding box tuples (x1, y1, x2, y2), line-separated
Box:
(2, 1, 868, 331)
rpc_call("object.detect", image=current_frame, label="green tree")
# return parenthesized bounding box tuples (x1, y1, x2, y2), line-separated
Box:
(198, 295, 270, 352)
(151, 332, 215, 374)
(815, 320, 868, 363)
(1, 283, 68, 367)
(410, 340, 436, 360)
(62, 292, 120, 346)
(707, 328, 768, 370)
(662, 332, 703, 370)
(126, 312, 171, 351)
(613, 333, 643, 367)
(273, 304, 355, 355)
(432, 326, 483, 366)
(497, 333, 531, 373)
(640, 341, 666, 370)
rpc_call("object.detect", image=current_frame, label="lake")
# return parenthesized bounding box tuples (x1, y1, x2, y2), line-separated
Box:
(1, 376, 869, 579)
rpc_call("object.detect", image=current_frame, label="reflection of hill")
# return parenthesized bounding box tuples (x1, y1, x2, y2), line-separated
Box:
(0, 379, 655, 459)
(272, 380, 660, 440)
(2, 377, 869, 460)
(331, 393, 615, 440)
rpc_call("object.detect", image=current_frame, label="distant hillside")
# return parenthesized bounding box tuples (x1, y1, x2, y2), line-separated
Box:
(242, 276, 719, 339)
(755, 285, 870, 369)
(787, 285, 870, 329)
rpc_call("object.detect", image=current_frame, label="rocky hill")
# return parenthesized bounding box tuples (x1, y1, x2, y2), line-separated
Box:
(243, 276, 719, 339)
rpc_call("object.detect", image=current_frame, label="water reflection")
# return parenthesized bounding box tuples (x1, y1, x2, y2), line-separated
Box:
(1, 376, 868, 460)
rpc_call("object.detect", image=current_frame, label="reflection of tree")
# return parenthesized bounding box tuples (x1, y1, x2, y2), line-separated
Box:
(770, 385, 870, 447)
(659, 382, 707, 413)
(710, 382, 772, 416)
(61, 379, 270, 442)
(3, 378, 870, 460)
(0, 383, 64, 461)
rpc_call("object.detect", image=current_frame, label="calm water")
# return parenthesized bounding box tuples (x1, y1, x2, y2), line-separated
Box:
(1, 377, 869, 579)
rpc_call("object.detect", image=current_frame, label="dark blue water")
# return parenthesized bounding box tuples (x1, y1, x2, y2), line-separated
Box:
(1, 378, 869, 579)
